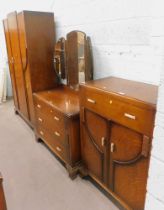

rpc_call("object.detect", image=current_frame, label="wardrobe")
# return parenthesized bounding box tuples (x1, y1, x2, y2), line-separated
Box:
(3, 11, 58, 127)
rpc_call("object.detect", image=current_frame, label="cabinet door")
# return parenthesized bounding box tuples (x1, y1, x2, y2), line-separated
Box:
(7, 12, 29, 119)
(3, 19, 19, 110)
(81, 109, 108, 182)
(108, 123, 150, 210)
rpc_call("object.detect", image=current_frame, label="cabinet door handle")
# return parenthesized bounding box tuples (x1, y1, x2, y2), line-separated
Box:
(54, 116, 59, 121)
(38, 118, 43, 122)
(37, 104, 41, 108)
(40, 131, 44, 136)
(124, 113, 136, 120)
(111, 143, 115, 152)
(54, 131, 60, 137)
(56, 146, 62, 152)
(87, 98, 96, 104)
(101, 137, 105, 146)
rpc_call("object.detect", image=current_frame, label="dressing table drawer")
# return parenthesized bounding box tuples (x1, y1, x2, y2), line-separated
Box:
(34, 96, 65, 130)
(37, 125, 67, 162)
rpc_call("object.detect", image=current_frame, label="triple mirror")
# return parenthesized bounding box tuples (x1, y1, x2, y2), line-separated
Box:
(54, 31, 93, 89)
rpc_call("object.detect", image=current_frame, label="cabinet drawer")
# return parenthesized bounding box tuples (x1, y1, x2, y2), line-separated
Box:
(34, 96, 65, 130)
(36, 117, 66, 145)
(37, 125, 68, 162)
(81, 88, 155, 136)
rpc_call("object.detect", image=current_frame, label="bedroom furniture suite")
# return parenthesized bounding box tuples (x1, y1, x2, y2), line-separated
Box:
(3, 10, 158, 210)
(79, 77, 158, 210)
(0, 173, 7, 210)
(3, 11, 93, 178)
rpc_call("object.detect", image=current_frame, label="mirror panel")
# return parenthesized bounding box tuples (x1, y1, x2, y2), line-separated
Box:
(66, 30, 93, 89)
(54, 37, 66, 79)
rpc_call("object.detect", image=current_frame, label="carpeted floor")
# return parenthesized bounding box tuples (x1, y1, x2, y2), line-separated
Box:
(0, 100, 118, 210)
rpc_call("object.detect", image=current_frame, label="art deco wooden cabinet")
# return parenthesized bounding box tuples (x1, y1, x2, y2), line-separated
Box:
(80, 77, 158, 210)
(3, 11, 57, 127)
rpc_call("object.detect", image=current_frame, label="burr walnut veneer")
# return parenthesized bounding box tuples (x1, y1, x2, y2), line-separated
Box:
(80, 77, 158, 210)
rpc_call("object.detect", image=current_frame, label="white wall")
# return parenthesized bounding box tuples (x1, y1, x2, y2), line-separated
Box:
(51, 0, 160, 85)
(145, 1, 164, 209)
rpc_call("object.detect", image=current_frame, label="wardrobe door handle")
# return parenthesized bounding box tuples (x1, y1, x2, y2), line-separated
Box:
(10, 57, 14, 64)
(23, 47, 28, 72)
(87, 98, 96, 104)
(124, 113, 136, 120)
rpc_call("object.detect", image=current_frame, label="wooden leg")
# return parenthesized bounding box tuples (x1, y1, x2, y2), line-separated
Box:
(66, 164, 79, 180)
(35, 133, 42, 143)
(14, 108, 19, 115)
(79, 166, 88, 179)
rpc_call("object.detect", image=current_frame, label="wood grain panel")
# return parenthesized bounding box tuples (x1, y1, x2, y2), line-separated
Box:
(7, 11, 29, 119)
(21, 11, 58, 92)
(17, 12, 35, 125)
(3, 19, 19, 110)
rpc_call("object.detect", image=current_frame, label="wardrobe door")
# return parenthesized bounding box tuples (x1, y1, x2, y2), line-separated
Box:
(81, 109, 108, 182)
(7, 12, 29, 119)
(17, 12, 35, 125)
(108, 123, 150, 210)
(3, 19, 19, 110)
(22, 11, 57, 92)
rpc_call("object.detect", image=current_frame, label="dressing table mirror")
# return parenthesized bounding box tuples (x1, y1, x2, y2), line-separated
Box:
(66, 31, 93, 90)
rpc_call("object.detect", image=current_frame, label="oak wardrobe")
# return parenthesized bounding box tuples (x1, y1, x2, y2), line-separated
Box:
(3, 11, 58, 127)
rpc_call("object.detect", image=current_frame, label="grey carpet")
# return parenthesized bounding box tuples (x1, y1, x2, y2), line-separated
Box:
(0, 100, 118, 210)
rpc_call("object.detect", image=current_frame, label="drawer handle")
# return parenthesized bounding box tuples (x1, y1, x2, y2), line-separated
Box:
(37, 104, 41, 108)
(101, 137, 106, 146)
(111, 143, 115, 153)
(124, 113, 136, 120)
(38, 118, 43, 122)
(56, 146, 62, 152)
(54, 116, 59, 121)
(40, 131, 44, 136)
(109, 100, 113, 104)
(54, 131, 60, 137)
(87, 98, 96, 104)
